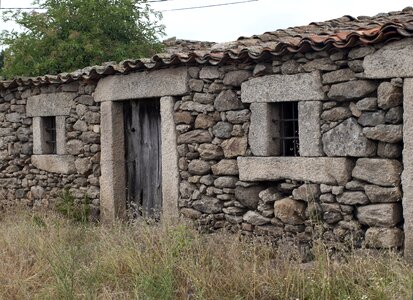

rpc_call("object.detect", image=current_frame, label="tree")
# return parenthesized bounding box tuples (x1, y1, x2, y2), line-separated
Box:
(0, 50, 4, 70)
(0, 0, 165, 78)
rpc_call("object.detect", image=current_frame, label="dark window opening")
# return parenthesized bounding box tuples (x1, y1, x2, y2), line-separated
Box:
(279, 102, 299, 156)
(43, 116, 56, 154)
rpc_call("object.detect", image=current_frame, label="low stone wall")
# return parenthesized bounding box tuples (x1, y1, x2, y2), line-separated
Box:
(174, 42, 404, 249)
(0, 81, 101, 217)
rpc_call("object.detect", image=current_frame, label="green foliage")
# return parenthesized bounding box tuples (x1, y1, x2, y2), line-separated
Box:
(0, 51, 4, 70)
(56, 188, 90, 223)
(0, 0, 165, 77)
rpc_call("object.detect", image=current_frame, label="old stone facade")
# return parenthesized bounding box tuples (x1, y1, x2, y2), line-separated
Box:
(1, 8, 413, 256)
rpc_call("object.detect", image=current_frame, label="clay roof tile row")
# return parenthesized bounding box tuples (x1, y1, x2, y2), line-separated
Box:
(2, 7, 413, 89)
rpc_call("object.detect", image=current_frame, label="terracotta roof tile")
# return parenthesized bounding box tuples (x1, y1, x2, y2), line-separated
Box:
(2, 7, 413, 89)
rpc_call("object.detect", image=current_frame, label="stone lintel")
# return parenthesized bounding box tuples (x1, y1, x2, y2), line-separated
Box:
(364, 38, 413, 78)
(94, 67, 189, 102)
(241, 71, 325, 103)
(100, 101, 126, 223)
(402, 78, 413, 260)
(27, 92, 75, 116)
(31, 155, 75, 174)
(298, 101, 323, 156)
(160, 96, 179, 219)
(238, 157, 353, 185)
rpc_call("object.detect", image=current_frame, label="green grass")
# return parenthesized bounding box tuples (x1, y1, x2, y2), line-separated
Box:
(0, 210, 412, 299)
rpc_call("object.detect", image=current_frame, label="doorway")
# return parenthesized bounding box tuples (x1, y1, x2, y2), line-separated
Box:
(123, 99, 162, 219)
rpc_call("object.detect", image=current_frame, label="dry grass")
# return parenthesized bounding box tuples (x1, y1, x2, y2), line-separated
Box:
(0, 210, 412, 300)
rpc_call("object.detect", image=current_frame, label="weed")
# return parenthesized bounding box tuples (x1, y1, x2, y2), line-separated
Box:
(0, 211, 412, 299)
(55, 188, 90, 223)
(31, 214, 47, 228)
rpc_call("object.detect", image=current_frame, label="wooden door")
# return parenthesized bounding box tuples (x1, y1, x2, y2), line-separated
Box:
(124, 99, 162, 219)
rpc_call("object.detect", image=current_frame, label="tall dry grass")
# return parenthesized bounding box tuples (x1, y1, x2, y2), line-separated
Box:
(0, 210, 412, 299)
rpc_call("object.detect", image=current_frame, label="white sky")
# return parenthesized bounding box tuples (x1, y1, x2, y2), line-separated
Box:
(0, 0, 412, 43)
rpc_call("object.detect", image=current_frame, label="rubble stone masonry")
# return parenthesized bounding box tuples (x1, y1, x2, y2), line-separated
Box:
(1, 38, 413, 253)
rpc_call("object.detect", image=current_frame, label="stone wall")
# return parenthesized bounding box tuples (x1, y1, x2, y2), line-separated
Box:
(174, 42, 405, 249)
(0, 38, 410, 251)
(0, 81, 101, 218)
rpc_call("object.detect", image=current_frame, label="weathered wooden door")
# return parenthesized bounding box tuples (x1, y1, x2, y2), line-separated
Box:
(124, 99, 162, 219)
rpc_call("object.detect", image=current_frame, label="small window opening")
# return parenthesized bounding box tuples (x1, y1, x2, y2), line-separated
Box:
(43, 116, 57, 154)
(278, 102, 299, 156)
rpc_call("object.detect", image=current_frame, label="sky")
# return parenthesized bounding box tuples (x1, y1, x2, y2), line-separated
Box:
(0, 0, 412, 43)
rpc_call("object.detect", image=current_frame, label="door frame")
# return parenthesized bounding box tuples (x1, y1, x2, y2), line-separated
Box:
(95, 67, 189, 223)
(99, 96, 179, 222)
(124, 99, 163, 219)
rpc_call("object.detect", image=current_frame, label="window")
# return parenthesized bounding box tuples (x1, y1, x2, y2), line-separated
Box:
(278, 102, 299, 156)
(250, 102, 300, 157)
(42, 116, 57, 154)
(249, 101, 321, 158)
(33, 116, 65, 155)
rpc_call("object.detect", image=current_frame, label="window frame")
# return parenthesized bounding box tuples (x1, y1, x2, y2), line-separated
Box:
(33, 116, 66, 155)
(248, 101, 322, 158)
(278, 102, 300, 157)
(43, 116, 57, 154)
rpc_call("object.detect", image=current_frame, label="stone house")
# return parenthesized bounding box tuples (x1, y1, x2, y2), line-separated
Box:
(1, 7, 413, 256)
